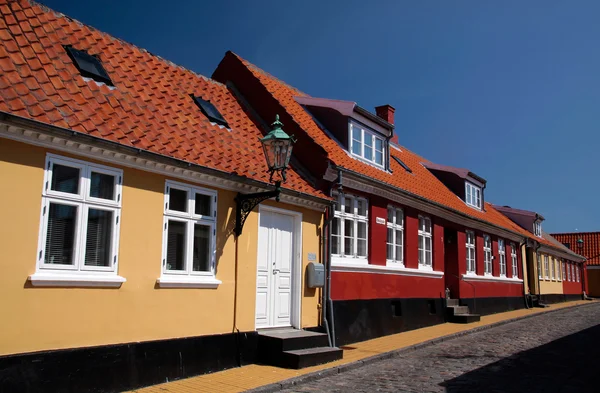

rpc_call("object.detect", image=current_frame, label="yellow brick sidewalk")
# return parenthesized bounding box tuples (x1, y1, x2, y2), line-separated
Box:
(130, 300, 591, 393)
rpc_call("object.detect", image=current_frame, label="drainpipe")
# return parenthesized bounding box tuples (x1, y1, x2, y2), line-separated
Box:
(534, 242, 542, 305)
(520, 238, 530, 309)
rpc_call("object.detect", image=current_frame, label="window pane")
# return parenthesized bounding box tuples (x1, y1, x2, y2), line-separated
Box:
(352, 126, 362, 155)
(193, 224, 211, 272)
(396, 210, 403, 226)
(357, 221, 367, 239)
(344, 219, 354, 255)
(387, 228, 393, 259)
(90, 172, 115, 200)
(84, 209, 113, 267)
(357, 200, 367, 216)
(424, 218, 431, 233)
(375, 151, 383, 165)
(364, 144, 373, 160)
(387, 208, 394, 223)
(332, 218, 341, 255)
(44, 203, 77, 265)
(51, 164, 80, 194)
(195, 193, 212, 216)
(425, 236, 432, 252)
(375, 138, 383, 152)
(344, 197, 353, 214)
(166, 221, 186, 271)
(169, 188, 188, 212)
(352, 125, 362, 142)
(357, 239, 367, 257)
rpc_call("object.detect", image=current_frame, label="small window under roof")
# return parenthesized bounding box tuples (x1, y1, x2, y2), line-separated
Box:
(192, 96, 228, 127)
(64, 46, 112, 86)
(392, 155, 412, 173)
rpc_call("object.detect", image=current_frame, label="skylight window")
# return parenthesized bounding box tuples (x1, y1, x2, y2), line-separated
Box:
(349, 121, 385, 168)
(534, 220, 542, 237)
(392, 155, 412, 173)
(64, 46, 112, 86)
(192, 96, 228, 127)
(465, 182, 481, 209)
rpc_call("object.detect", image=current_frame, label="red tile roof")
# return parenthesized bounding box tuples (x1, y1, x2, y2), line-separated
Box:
(551, 232, 600, 265)
(220, 52, 566, 247)
(0, 0, 325, 199)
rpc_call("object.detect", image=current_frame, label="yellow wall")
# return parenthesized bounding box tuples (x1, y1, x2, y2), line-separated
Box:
(0, 139, 323, 356)
(537, 253, 564, 295)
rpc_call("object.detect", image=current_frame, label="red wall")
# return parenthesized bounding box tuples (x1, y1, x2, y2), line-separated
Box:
(368, 195, 388, 266)
(404, 207, 419, 269)
(330, 271, 445, 300)
(563, 262, 584, 295)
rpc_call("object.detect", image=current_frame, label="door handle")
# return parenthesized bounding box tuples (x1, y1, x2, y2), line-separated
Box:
(273, 269, 280, 274)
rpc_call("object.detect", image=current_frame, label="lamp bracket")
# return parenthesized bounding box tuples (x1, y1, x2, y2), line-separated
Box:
(235, 181, 281, 237)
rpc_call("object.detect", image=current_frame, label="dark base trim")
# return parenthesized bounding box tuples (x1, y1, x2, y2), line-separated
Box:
(0, 330, 258, 393)
(459, 296, 525, 316)
(331, 298, 445, 346)
(540, 293, 582, 304)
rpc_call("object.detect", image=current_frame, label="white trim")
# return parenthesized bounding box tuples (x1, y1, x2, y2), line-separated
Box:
(465, 230, 476, 273)
(461, 274, 523, 284)
(0, 123, 328, 212)
(331, 261, 444, 278)
(483, 234, 492, 275)
(331, 193, 369, 262)
(28, 272, 126, 287)
(156, 275, 222, 288)
(386, 205, 404, 266)
(465, 181, 482, 210)
(418, 215, 433, 268)
(257, 205, 303, 330)
(349, 120, 386, 169)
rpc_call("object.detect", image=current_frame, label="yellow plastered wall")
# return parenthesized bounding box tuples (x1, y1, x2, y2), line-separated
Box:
(0, 139, 323, 356)
(538, 253, 564, 295)
(521, 246, 531, 294)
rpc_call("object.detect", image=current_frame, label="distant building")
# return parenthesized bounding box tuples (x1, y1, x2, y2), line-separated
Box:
(551, 232, 600, 297)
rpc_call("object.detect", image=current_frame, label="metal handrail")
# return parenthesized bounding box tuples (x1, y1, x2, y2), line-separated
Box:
(449, 273, 476, 314)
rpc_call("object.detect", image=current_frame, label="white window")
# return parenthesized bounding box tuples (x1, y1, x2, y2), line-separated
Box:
(563, 261, 567, 282)
(576, 265, 580, 282)
(386, 206, 404, 265)
(36, 155, 122, 276)
(534, 220, 542, 237)
(161, 181, 217, 282)
(567, 262, 572, 281)
(544, 255, 549, 279)
(466, 231, 476, 274)
(332, 194, 368, 262)
(498, 239, 506, 277)
(510, 243, 518, 278)
(537, 253, 543, 279)
(551, 257, 556, 280)
(483, 234, 492, 275)
(558, 259, 563, 281)
(465, 182, 482, 209)
(349, 121, 386, 168)
(418, 215, 433, 269)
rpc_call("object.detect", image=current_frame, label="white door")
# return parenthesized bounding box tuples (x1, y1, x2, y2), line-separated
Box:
(256, 209, 295, 328)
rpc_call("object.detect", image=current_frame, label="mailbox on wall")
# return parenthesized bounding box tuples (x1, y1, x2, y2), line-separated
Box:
(306, 262, 325, 288)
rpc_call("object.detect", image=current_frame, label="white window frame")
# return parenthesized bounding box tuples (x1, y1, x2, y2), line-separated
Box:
(465, 230, 476, 274)
(483, 234, 492, 276)
(544, 255, 549, 280)
(418, 215, 433, 270)
(510, 243, 518, 278)
(465, 182, 482, 209)
(349, 121, 386, 169)
(537, 253, 543, 279)
(331, 193, 369, 264)
(550, 256, 555, 280)
(562, 261, 566, 282)
(567, 262, 572, 281)
(158, 180, 220, 288)
(32, 154, 124, 287)
(533, 220, 542, 237)
(576, 264, 580, 282)
(558, 259, 563, 282)
(386, 206, 404, 266)
(498, 239, 506, 277)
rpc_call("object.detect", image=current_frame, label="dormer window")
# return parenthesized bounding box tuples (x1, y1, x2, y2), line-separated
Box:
(64, 46, 112, 86)
(465, 182, 482, 209)
(534, 220, 542, 237)
(192, 96, 229, 127)
(349, 121, 385, 168)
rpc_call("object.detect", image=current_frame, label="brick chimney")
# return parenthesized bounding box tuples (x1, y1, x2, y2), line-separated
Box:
(375, 104, 395, 125)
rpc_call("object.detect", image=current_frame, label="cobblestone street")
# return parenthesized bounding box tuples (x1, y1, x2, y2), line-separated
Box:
(279, 303, 600, 393)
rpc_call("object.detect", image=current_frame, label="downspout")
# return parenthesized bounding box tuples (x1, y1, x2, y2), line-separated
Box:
(321, 200, 335, 347)
(323, 169, 343, 348)
(520, 238, 530, 309)
(534, 242, 542, 305)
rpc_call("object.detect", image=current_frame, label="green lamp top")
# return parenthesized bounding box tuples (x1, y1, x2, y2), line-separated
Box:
(261, 115, 293, 142)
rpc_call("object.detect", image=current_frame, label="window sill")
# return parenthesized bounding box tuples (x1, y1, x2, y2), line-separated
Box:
(29, 272, 126, 288)
(461, 274, 523, 284)
(156, 275, 221, 289)
(332, 261, 444, 278)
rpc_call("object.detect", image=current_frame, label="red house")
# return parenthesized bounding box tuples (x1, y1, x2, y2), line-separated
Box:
(214, 52, 545, 345)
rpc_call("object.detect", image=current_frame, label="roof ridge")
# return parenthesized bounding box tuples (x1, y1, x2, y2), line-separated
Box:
(31, 0, 226, 88)
(550, 231, 600, 235)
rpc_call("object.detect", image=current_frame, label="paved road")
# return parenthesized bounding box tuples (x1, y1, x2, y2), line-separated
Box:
(279, 303, 600, 393)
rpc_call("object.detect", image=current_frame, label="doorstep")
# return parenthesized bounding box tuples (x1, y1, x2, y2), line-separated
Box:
(129, 300, 592, 393)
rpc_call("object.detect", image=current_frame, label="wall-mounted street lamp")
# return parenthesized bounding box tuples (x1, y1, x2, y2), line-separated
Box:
(235, 115, 295, 237)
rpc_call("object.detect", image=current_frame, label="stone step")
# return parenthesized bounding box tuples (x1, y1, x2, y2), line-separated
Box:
(446, 299, 459, 307)
(258, 329, 332, 367)
(280, 346, 343, 369)
(450, 306, 470, 315)
(451, 313, 481, 324)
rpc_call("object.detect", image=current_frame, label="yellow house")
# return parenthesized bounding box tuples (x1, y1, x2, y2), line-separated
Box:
(0, 2, 335, 392)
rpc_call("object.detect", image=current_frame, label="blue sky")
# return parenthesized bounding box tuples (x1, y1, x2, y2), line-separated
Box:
(42, 0, 599, 233)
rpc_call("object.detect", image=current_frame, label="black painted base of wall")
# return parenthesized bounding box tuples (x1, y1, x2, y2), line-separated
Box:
(0, 330, 258, 393)
(540, 293, 583, 304)
(459, 297, 525, 316)
(331, 298, 445, 346)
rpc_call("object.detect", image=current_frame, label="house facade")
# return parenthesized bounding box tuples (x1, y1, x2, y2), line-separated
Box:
(551, 232, 599, 296)
(213, 52, 545, 346)
(493, 206, 586, 304)
(0, 2, 331, 392)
